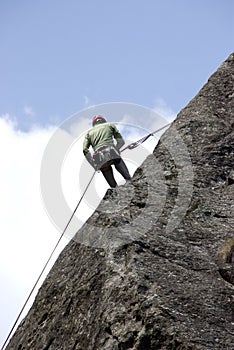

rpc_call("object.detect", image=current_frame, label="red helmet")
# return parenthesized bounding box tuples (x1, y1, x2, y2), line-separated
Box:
(92, 115, 106, 126)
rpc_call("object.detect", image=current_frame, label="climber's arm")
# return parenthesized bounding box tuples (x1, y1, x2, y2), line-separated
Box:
(112, 124, 125, 151)
(83, 133, 96, 168)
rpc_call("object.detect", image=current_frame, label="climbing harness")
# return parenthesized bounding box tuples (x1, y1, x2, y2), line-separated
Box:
(1, 121, 171, 350)
(93, 145, 121, 169)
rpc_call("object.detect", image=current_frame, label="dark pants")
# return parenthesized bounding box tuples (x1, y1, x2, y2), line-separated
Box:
(101, 158, 131, 188)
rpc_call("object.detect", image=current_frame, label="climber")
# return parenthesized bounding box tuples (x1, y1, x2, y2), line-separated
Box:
(83, 115, 131, 188)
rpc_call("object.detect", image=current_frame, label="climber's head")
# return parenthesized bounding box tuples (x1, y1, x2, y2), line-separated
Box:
(92, 115, 107, 126)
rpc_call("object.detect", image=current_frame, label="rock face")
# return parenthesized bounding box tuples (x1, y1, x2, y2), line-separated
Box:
(6, 54, 234, 350)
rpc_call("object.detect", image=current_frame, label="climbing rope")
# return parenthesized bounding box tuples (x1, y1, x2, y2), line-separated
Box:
(1, 121, 171, 350)
(120, 122, 171, 152)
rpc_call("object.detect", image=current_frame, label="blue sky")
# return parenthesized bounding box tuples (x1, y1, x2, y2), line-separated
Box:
(0, 0, 233, 347)
(1, 0, 233, 130)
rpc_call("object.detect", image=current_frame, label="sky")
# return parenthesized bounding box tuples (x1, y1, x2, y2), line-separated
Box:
(0, 0, 233, 347)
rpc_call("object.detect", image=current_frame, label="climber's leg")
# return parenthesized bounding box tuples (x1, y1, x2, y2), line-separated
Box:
(101, 165, 117, 188)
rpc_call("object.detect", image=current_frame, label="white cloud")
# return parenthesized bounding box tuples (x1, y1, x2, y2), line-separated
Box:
(83, 95, 91, 108)
(23, 105, 35, 117)
(153, 97, 177, 122)
(0, 116, 69, 346)
(67, 116, 91, 138)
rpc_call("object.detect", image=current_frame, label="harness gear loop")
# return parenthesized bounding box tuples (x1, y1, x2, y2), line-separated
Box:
(93, 146, 121, 170)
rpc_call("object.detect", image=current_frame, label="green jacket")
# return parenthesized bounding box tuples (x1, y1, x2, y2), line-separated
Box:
(83, 122, 125, 156)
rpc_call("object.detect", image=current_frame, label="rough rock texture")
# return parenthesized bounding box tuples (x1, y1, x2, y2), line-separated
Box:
(6, 53, 234, 350)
